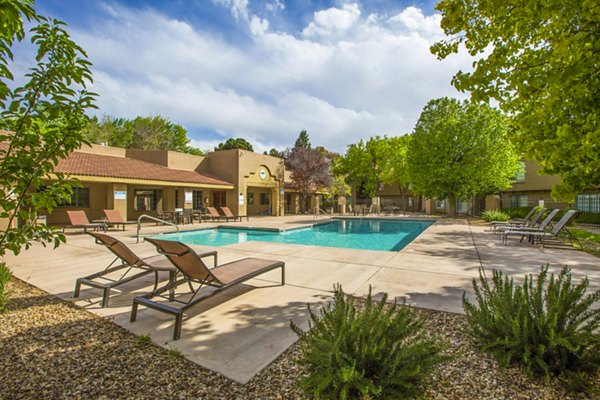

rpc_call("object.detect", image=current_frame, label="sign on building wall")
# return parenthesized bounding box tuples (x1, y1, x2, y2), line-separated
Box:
(239, 194, 244, 205)
(114, 191, 126, 200)
(185, 191, 193, 204)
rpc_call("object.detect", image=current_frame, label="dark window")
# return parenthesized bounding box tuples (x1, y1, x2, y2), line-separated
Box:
(134, 189, 162, 211)
(260, 192, 270, 205)
(213, 191, 226, 207)
(192, 190, 203, 210)
(248, 192, 254, 205)
(513, 161, 526, 182)
(60, 187, 90, 207)
(576, 194, 600, 213)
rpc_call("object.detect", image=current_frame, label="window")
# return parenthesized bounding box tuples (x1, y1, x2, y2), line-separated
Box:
(513, 161, 526, 182)
(576, 194, 600, 213)
(248, 192, 254, 205)
(435, 200, 445, 210)
(510, 195, 529, 208)
(134, 189, 162, 211)
(60, 187, 89, 207)
(260, 192, 270, 205)
(192, 190, 203, 210)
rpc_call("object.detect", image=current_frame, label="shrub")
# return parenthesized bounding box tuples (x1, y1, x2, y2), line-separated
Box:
(464, 265, 600, 393)
(291, 285, 447, 399)
(481, 209, 511, 222)
(0, 262, 12, 313)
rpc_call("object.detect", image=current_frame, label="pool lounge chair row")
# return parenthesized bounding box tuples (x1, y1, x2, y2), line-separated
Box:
(490, 208, 581, 248)
(73, 232, 284, 340)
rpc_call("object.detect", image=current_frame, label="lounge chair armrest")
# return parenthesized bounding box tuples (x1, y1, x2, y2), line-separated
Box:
(196, 250, 218, 268)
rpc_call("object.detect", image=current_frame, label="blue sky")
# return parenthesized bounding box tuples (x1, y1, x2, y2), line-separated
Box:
(23, 0, 469, 153)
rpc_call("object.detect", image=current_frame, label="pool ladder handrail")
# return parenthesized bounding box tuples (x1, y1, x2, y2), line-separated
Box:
(136, 214, 179, 243)
(314, 207, 332, 219)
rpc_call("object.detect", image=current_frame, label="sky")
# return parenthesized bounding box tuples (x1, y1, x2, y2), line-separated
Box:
(22, 0, 473, 153)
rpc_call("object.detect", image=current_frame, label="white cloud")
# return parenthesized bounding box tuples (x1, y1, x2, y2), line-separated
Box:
(61, 3, 473, 153)
(302, 3, 361, 38)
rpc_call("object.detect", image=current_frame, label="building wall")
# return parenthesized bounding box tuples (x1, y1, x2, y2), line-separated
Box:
(47, 181, 108, 225)
(503, 160, 562, 192)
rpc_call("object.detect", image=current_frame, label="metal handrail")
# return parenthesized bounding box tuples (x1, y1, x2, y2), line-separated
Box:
(314, 207, 331, 219)
(136, 214, 179, 243)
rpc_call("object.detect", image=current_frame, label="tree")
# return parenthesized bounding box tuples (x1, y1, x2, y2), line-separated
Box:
(407, 98, 519, 217)
(286, 147, 332, 213)
(431, 0, 599, 201)
(82, 115, 132, 148)
(214, 137, 254, 152)
(264, 148, 284, 158)
(294, 129, 311, 149)
(334, 137, 386, 199)
(0, 0, 96, 255)
(378, 136, 412, 214)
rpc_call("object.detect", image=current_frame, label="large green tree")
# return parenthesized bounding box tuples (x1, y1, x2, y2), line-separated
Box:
(0, 0, 96, 255)
(378, 136, 412, 214)
(431, 0, 599, 200)
(294, 129, 311, 149)
(408, 98, 519, 217)
(214, 137, 254, 152)
(83, 114, 202, 155)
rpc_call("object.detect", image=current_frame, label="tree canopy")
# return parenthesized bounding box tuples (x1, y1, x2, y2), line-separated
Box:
(431, 0, 599, 200)
(214, 137, 254, 152)
(83, 114, 203, 155)
(0, 0, 96, 255)
(286, 147, 332, 213)
(294, 130, 311, 149)
(408, 98, 519, 216)
(264, 148, 285, 158)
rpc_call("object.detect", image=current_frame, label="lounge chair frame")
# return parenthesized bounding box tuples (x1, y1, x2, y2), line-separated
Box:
(73, 232, 177, 308)
(64, 210, 107, 233)
(500, 209, 560, 244)
(132, 238, 285, 340)
(103, 209, 138, 231)
(220, 206, 249, 222)
(503, 210, 581, 248)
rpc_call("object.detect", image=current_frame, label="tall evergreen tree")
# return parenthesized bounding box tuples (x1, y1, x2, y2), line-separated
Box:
(294, 130, 311, 149)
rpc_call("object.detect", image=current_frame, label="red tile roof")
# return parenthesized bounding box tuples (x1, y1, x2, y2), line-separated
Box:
(55, 151, 233, 186)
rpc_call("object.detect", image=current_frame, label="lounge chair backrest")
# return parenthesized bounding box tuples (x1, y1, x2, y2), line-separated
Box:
(220, 207, 234, 218)
(537, 209, 560, 229)
(67, 210, 91, 225)
(87, 232, 143, 266)
(522, 207, 537, 222)
(527, 208, 548, 227)
(550, 210, 578, 235)
(144, 238, 219, 284)
(103, 209, 124, 223)
(206, 207, 221, 218)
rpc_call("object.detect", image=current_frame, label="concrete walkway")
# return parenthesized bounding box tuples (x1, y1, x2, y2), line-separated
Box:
(4, 216, 599, 383)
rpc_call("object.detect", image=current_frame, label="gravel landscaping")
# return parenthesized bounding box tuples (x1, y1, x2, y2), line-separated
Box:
(0, 277, 597, 399)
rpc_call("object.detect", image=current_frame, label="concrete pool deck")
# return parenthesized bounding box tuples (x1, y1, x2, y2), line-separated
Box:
(4, 215, 599, 383)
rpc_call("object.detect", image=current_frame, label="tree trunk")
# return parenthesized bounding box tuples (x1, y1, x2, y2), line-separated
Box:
(399, 185, 406, 215)
(448, 194, 457, 217)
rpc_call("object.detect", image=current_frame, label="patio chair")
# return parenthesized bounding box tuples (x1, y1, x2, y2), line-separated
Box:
(73, 232, 177, 308)
(503, 210, 581, 247)
(64, 210, 107, 233)
(205, 206, 227, 222)
(220, 206, 249, 222)
(490, 208, 537, 231)
(103, 209, 138, 231)
(156, 209, 174, 224)
(495, 208, 548, 236)
(131, 238, 285, 340)
(500, 209, 559, 243)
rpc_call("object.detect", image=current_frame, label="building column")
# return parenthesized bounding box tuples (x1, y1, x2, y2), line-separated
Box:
(107, 183, 128, 219)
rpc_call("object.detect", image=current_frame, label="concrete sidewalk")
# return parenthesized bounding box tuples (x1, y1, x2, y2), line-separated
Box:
(4, 216, 599, 383)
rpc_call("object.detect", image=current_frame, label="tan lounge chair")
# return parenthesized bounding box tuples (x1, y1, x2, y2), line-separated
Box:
(64, 210, 106, 233)
(132, 238, 285, 340)
(220, 206, 249, 222)
(103, 209, 138, 230)
(74, 232, 177, 307)
(205, 206, 227, 222)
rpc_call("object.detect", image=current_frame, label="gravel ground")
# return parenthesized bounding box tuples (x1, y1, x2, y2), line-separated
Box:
(0, 278, 597, 399)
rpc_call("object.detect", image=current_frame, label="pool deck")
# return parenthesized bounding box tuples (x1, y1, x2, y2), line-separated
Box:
(4, 215, 599, 383)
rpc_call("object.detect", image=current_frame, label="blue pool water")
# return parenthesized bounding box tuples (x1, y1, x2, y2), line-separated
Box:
(157, 219, 434, 252)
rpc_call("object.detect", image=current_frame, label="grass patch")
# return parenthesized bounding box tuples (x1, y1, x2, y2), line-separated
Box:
(570, 229, 600, 256)
(167, 347, 183, 359)
(134, 334, 152, 346)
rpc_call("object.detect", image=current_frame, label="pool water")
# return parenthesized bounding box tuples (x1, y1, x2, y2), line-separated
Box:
(158, 219, 434, 252)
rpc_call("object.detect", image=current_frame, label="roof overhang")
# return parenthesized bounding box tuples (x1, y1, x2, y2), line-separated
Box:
(52, 174, 235, 189)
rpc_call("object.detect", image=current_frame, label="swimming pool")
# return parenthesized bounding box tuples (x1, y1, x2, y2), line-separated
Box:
(157, 218, 434, 252)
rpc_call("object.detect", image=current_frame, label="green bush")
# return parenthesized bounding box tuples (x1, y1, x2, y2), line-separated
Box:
(481, 209, 511, 222)
(464, 265, 600, 393)
(502, 206, 535, 219)
(291, 285, 447, 399)
(0, 262, 12, 313)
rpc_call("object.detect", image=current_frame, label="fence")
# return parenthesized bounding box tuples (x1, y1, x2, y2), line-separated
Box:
(499, 198, 600, 228)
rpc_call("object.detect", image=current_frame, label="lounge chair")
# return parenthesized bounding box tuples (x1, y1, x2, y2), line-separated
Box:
(490, 208, 537, 231)
(64, 210, 107, 233)
(132, 238, 285, 340)
(205, 206, 227, 222)
(220, 206, 249, 222)
(103, 209, 138, 231)
(73, 232, 177, 307)
(495, 208, 548, 236)
(500, 209, 559, 244)
(503, 210, 580, 247)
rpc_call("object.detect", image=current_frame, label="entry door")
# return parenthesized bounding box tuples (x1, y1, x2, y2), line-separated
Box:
(212, 191, 226, 207)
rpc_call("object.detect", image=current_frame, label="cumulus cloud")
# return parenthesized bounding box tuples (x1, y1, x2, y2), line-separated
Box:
(59, 2, 473, 153)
